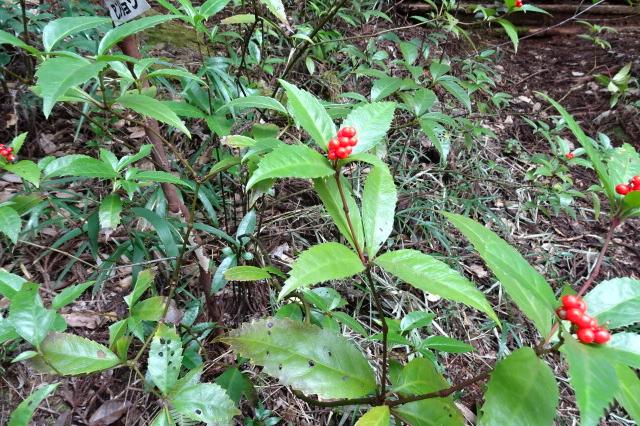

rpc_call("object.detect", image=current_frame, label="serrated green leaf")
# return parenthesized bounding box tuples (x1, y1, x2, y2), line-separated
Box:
(131, 296, 167, 321)
(8, 283, 55, 346)
(171, 383, 239, 425)
(615, 364, 640, 422)
(479, 347, 558, 426)
(260, 0, 287, 23)
(362, 165, 396, 258)
(117, 94, 190, 137)
(3, 160, 41, 187)
(43, 16, 111, 52)
(584, 277, 640, 328)
(224, 266, 272, 282)
(216, 95, 287, 115)
(8, 383, 58, 426)
(279, 243, 364, 300)
(149, 324, 183, 395)
(52, 281, 94, 310)
(40, 332, 120, 375)
(0, 206, 21, 244)
(374, 249, 499, 325)
(98, 15, 177, 55)
(355, 406, 390, 426)
(224, 318, 376, 399)
(247, 144, 334, 189)
(150, 406, 175, 426)
(444, 212, 555, 335)
(343, 102, 396, 154)
(279, 80, 335, 149)
(99, 194, 122, 231)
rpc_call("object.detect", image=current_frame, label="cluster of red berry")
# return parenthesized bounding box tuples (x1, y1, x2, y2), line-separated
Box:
(565, 152, 574, 160)
(515, 0, 523, 7)
(615, 175, 640, 196)
(327, 127, 357, 160)
(0, 144, 15, 162)
(556, 295, 610, 344)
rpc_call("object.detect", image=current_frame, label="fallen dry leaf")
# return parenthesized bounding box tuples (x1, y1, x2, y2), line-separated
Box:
(88, 399, 132, 426)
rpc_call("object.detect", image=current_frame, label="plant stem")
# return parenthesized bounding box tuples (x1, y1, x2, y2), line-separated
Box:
(576, 216, 620, 296)
(333, 168, 366, 264)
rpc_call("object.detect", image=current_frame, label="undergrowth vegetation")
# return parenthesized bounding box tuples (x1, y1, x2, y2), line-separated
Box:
(1, 0, 639, 425)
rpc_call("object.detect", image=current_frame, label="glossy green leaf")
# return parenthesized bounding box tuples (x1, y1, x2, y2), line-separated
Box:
(561, 331, 618, 426)
(279, 80, 335, 149)
(260, 0, 287, 23)
(8, 132, 28, 155)
(371, 77, 404, 101)
(419, 119, 449, 163)
(199, 0, 233, 19)
(11, 350, 39, 363)
(438, 77, 471, 111)
(215, 367, 256, 404)
(605, 332, 640, 368)
(444, 212, 555, 335)
(584, 277, 640, 328)
(362, 164, 396, 258)
(496, 18, 518, 52)
(171, 383, 239, 425)
(0, 29, 39, 55)
(247, 144, 334, 189)
(131, 170, 191, 187)
(8, 383, 58, 426)
(224, 266, 272, 282)
(400, 311, 435, 333)
(607, 144, 640, 197)
(149, 324, 183, 395)
(374, 249, 499, 324)
(216, 95, 287, 115)
(43, 16, 111, 52)
(124, 269, 154, 307)
(40, 332, 120, 375)
(117, 94, 190, 137)
(343, 102, 396, 154)
(0, 268, 26, 299)
(0, 206, 21, 244)
(479, 347, 558, 426)
(98, 15, 177, 55)
(615, 364, 640, 422)
(131, 296, 167, 321)
(355, 406, 390, 426)
(132, 208, 179, 261)
(3, 160, 41, 187)
(421, 336, 474, 353)
(0, 316, 19, 343)
(45, 155, 117, 179)
(224, 318, 377, 399)
(99, 194, 122, 231)
(401, 88, 436, 117)
(279, 242, 364, 300)
(52, 281, 94, 310)
(8, 283, 55, 346)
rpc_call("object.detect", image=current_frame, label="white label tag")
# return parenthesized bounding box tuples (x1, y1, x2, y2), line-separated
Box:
(105, 0, 151, 26)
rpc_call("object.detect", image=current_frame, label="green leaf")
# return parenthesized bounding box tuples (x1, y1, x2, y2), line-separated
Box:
(52, 281, 94, 310)
(40, 332, 120, 375)
(221, 13, 255, 24)
(260, 0, 287, 23)
(561, 331, 618, 426)
(12, 350, 39, 363)
(124, 269, 154, 307)
(362, 165, 396, 258)
(444, 212, 555, 335)
(131, 296, 167, 321)
(171, 383, 239, 424)
(279, 242, 364, 300)
(429, 62, 451, 81)
(314, 175, 365, 252)
(45, 155, 117, 179)
(0, 316, 19, 344)
(279, 80, 335, 149)
(35, 57, 106, 118)
(374, 249, 499, 325)
(98, 15, 177, 55)
(9, 132, 28, 155)
(0, 268, 27, 299)
(419, 119, 450, 163)
(131, 170, 190, 187)
(3, 160, 41, 187)
(391, 358, 464, 426)
(584, 277, 640, 328)
(215, 367, 256, 404)
(149, 324, 183, 395)
(479, 347, 558, 426)
(99, 194, 122, 231)
(117, 93, 190, 137)
(216, 95, 287, 115)
(605, 332, 640, 368)
(199, 0, 233, 19)
(150, 406, 175, 426)
(401, 88, 436, 117)
(0, 206, 21, 244)
(438, 77, 471, 111)
(371, 77, 404, 101)
(8, 283, 55, 346)
(8, 383, 58, 426)
(400, 311, 435, 333)
(224, 266, 272, 282)
(495, 18, 519, 52)
(43, 16, 111, 52)
(247, 144, 334, 189)
(132, 208, 179, 261)
(607, 144, 640, 198)
(615, 364, 640, 422)
(343, 102, 396, 154)
(421, 336, 474, 353)
(0, 29, 39, 55)
(224, 318, 377, 399)
(355, 406, 390, 426)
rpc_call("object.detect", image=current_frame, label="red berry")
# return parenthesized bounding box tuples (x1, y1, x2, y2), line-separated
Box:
(6, 147, 12, 153)
(575, 314, 593, 329)
(616, 184, 631, 195)
(565, 152, 574, 160)
(577, 328, 595, 344)
(0, 149, 7, 156)
(348, 137, 358, 147)
(589, 318, 598, 328)
(328, 138, 340, 150)
(6, 154, 15, 162)
(632, 176, 640, 187)
(336, 147, 347, 157)
(561, 295, 581, 309)
(338, 126, 356, 138)
(556, 308, 567, 320)
(338, 136, 350, 146)
(575, 299, 586, 311)
(593, 328, 611, 344)
(345, 146, 353, 155)
(566, 308, 583, 324)
(328, 150, 337, 161)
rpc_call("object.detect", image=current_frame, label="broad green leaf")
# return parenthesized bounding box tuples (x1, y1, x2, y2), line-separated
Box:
(399, 41, 419, 65)
(0, 29, 40, 55)
(420, 119, 450, 163)
(343, 102, 396, 154)
(224, 266, 272, 282)
(3, 160, 41, 187)
(479, 347, 558, 426)
(171, 383, 239, 424)
(400, 88, 436, 117)
(98, 15, 177, 55)
(9, 132, 28, 155)
(43, 16, 111, 52)
(371, 77, 404, 101)
(222, 135, 257, 148)
(216, 95, 287, 115)
(99, 194, 122, 231)
(117, 94, 190, 137)
(561, 331, 618, 426)
(221, 14, 256, 24)
(246, 144, 334, 189)
(355, 406, 390, 426)
(35, 57, 106, 118)
(52, 281, 94, 310)
(362, 165, 396, 258)
(12, 350, 39, 363)
(607, 144, 640, 197)
(124, 269, 154, 307)
(606, 332, 640, 368)
(438, 77, 471, 111)
(45, 155, 117, 179)
(400, 311, 435, 333)
(132, 208, 179, 261)
(215, 367, 256, 404)
(8, 283, 55, 346)
(314, 175, 365, 252)
(0, 268, 26, 299)
(224, 318, 377, 398)
(421, 336, 474, 353)
(496, 18, 518, 52)
(279, 80, 335, 149)
(374, 250, 499, 324)
(8, 383, 58, 426)
(131, 296, 167, 321)
(0, 206, 21, 244)
(260, 0, 287, 23)
(150, 407, 175, 426)
(149, 324, 183, 395)
(40, 332, 120, 375)
(199, 0, 233, 19)
(131, 170, 191, 187)
(615, 364, 640, 422)
(391, 358, 464, 426)
(212, 255, 236, 293)
(0, 316, 19, 343)
(584, 277, 640, 328)
(429, 62, 451, 80)
(236, 209, 257, 240)
(163, 101, 206, 119)
(279, 242, 364, 300)
(444, 212, 555, 334)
